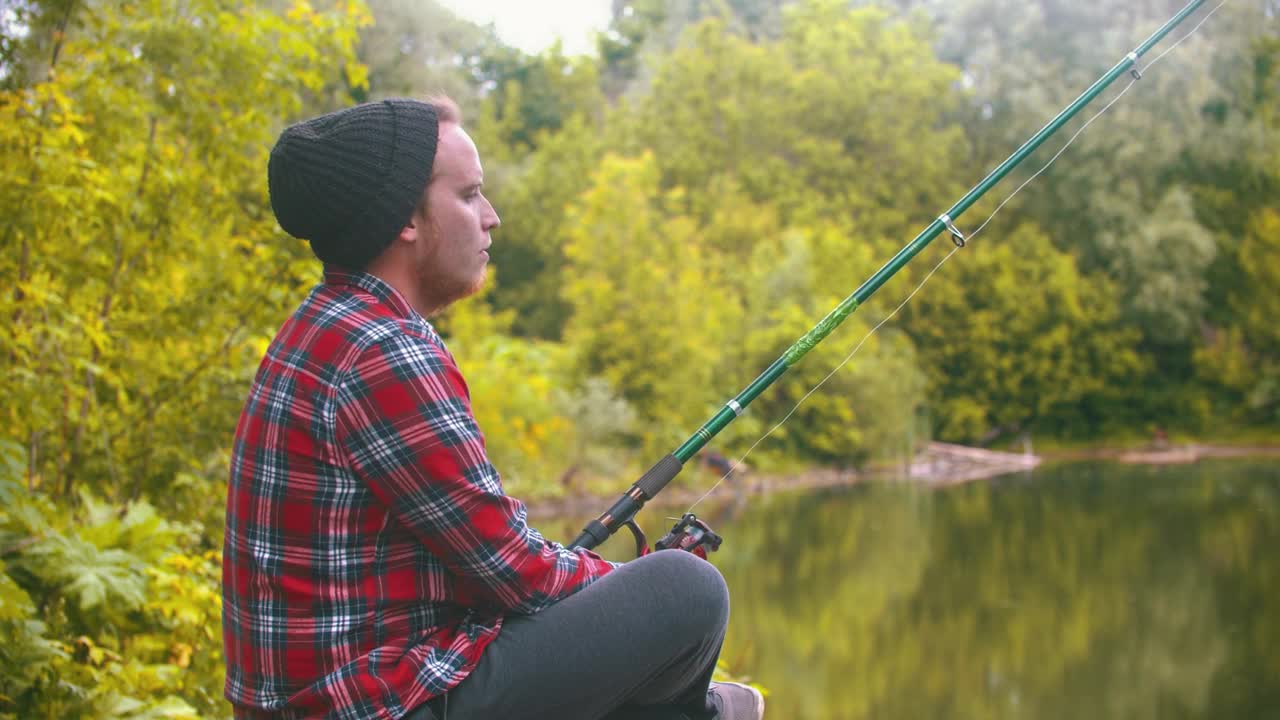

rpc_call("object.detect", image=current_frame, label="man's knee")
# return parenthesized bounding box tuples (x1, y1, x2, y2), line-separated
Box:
(631, 550, 729, 639)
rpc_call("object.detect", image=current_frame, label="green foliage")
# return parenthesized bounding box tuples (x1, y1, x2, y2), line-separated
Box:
(472, 0, 1275, 456)
(476, 43, 606, 151)
(628, 3, 964, 227)
(0, 1, 365, 716)
(0, 439, 222, 718)
(597, 0, 788, 100)
(905, 225, 1143, 441)
(562, 152, 742, 446)
(1197, 207, 1280, 423)
(354, 0, 492, 106)
(1, 0, 367, 509)
(437, 291, 641, 496)
(916, 0, 1276, 424)
(0, 561, 61, 715)
(480, 113, 609, 337)
(1188, 28, 1280, 425)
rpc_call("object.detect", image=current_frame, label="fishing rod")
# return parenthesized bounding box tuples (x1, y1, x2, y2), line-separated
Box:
(569, 0, 1213, 555)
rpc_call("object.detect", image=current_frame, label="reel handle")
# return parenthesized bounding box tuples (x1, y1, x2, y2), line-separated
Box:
(654, 513, 723, 559)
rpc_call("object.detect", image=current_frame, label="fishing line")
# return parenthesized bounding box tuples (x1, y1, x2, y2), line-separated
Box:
(685, 0, 1231, 512)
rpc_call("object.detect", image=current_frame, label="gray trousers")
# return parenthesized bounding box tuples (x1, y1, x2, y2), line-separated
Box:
(406, 550, 729, 720)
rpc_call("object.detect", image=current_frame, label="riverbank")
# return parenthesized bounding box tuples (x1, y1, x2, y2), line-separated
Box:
(528, 442, 1280, 518)
(1042, 444, 1280, 464)
(527, 444, 1000, 517)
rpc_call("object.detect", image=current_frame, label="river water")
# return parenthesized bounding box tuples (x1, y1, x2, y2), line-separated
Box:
(542, 458, 1280, 719)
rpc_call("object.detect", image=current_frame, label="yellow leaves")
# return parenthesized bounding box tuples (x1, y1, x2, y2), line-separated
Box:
(527, 374, 551, 395)
(345, 61, 370, 92)
(1238, 208, 1280, 346)
(444, 332, 583, 491)
(0, 0, 368, 493)
(338, 0, 375, 29)
(250, 335, 272, 360)
(169, 642, 193, 669)
(0, 0, 376, 714)
(161, 554, 197, 573)
(58, 123, 87, 147)
(146, 553, 223, 638)
(73, 635, 123, 667)
(286, 1, 316, 23)
(562, 151, 751, 441)
(1195, 328, 1259, 393)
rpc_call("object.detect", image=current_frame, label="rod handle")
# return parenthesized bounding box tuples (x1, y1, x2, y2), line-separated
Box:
(635, 454, 683, 497)
(568, 454, 684, 550)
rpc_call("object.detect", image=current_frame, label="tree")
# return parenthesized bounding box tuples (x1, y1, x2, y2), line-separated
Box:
(559, 150, 928, 466)
(1190, 30, 1280, 424)
(598, 0, 790, 99)
(480, 113, 609, 338)
(2, 0, 367, 508)
(903, 225, 1142, 442)
(1, 1, 367, 714)
(354, 0, 492, 106)
(921, 0, 1268, 350)
(624, 3, 964, 232)
(560, 152, 742, 447)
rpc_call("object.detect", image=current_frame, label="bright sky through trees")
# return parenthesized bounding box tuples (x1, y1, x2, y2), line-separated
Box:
(437, 0, 612, 55)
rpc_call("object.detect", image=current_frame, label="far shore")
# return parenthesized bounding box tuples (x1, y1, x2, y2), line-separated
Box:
(1042, 443, 1280, 463)
(527, 442, 1280, 518)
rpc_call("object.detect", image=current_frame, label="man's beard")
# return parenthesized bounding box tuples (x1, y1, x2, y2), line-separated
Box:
(414, 249, 486, 317)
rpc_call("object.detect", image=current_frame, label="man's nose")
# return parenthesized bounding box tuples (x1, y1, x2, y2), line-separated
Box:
(485, 200, 501, 231)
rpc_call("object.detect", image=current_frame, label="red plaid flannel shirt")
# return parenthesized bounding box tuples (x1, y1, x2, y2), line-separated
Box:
(223, 268, 616, 719)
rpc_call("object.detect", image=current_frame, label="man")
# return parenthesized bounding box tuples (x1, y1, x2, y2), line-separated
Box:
(222, 97, 765, 720)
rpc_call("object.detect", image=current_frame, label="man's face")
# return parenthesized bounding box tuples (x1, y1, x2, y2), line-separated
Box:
(413, 122, 500, 314)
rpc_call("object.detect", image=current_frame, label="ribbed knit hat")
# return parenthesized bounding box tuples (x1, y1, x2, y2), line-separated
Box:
(267, 99, 440, 269)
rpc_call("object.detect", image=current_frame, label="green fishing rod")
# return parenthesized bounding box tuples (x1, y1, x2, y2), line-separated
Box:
(569, 0, 1210, 554)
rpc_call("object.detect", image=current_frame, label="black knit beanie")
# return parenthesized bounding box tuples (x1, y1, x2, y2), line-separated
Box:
(267, 99, 440, 270)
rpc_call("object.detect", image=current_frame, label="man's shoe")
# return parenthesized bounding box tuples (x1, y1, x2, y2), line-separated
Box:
(708, 681, 764, 720)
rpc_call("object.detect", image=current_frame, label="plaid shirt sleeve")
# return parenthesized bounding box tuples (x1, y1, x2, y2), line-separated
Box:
(334, 328, 615, 614)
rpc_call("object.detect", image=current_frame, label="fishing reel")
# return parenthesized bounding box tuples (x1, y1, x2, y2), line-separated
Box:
(622, 513, 723, 559)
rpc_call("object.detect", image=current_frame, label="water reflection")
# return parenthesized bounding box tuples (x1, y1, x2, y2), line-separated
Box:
(540, 459, 1280, 719)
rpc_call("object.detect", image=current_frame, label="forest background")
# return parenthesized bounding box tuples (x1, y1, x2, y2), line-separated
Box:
(0, 0, 1276, 716)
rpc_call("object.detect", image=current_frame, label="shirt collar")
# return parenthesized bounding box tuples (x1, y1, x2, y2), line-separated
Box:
(323, 265, 419, 321)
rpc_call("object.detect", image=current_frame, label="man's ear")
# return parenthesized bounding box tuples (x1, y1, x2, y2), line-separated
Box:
(399, 201, 430, 244)
(397, 213, 420, 244)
